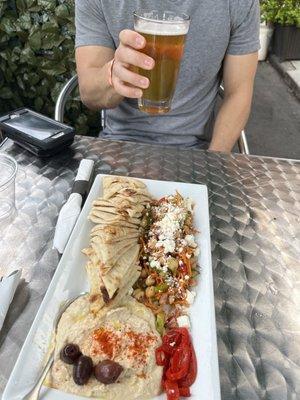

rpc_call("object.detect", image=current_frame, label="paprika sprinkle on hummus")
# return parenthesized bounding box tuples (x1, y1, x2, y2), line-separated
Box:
(92, 326, 157, 365)
(92, 328, 120, 359)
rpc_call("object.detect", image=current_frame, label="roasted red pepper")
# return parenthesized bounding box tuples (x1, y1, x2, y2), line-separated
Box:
(178, 344, 197, 388)
(164, 379, 180, 400)
(162, 330, 182, 355)
(157, 328, 197, 399)
(166, 346, 191, 381)
(156, 346, 168, 366)
(179, 386, 191, 397)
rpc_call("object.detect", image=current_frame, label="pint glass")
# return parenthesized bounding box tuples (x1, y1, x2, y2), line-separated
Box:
(134, 11, 190, 115)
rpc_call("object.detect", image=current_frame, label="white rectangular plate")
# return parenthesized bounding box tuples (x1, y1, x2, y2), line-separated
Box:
(3, 175, 220, 400)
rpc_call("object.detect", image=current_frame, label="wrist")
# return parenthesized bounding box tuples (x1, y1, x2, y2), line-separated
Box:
(208, 142, 232, 153)
(107, 58, 115, 88)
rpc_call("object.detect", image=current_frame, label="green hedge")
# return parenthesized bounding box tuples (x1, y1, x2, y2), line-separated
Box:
(0, 0, 100, 135)
(261, 0, 300, 26)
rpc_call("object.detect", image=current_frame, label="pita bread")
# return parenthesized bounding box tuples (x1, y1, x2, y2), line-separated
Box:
(83, 176, 151, 304)
(92, 199, 144, 218)
(91, 238, 137, 266)
(89, 269, 141, 314)
(103, 176, 147, 191)
(88, 216, 140, 229)
(90, 225, 139, 243)
(85, 260, 103, 296)
(89, 207, 141, 222)
(114, 193, 152, 206)
(104, 186, 151, 202)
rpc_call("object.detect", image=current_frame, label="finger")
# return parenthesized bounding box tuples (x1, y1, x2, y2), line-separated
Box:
(114, 62, 149, 89)
(115, 45, 155, 70)
(113, 77, 143, 99)
(119, 29, 146, 49)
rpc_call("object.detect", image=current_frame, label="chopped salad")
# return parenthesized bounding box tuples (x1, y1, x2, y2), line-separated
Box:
(133, 192, 199, 335)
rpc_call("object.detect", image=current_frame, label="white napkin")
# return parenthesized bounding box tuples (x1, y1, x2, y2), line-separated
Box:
(53, 192, 82, 254)
(53, 159, 94, 254)
(0, 270, 22, 331)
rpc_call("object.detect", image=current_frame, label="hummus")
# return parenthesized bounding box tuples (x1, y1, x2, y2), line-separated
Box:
(49, 295, 163, 399)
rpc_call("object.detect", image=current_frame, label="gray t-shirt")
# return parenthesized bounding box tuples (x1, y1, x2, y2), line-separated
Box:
(75, 0, 260, 147)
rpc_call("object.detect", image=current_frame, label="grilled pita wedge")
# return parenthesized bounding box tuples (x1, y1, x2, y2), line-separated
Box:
(83, 175, 152, 304)
(90, 225, 139, 243)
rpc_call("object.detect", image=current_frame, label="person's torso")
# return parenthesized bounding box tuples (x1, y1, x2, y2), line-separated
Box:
(101, 0, 232, 146)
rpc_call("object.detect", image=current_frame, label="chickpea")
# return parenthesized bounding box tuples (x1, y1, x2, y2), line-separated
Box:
(145, 275, 156, 286)
(168, 295, 175, 305)
(159, 256, 165, 265)
(141, 218, 147, 228)
(133, 289, 144, 301)
(145, 286, 156, 298)
(140, 269, 148, 278)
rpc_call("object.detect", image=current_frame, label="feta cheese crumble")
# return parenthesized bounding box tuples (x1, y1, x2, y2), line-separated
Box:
(177, 315, 191, 328)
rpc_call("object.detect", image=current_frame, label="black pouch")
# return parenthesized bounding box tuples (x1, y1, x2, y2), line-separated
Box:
(0, 107, 75, 157)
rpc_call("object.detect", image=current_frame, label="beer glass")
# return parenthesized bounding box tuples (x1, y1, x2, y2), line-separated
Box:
(134, 10, 190, 115)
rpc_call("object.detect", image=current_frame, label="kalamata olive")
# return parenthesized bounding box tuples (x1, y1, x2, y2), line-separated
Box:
(94, 360, 124, 384)
(73, 356, 93, 385)
(60, 344, 82, 364)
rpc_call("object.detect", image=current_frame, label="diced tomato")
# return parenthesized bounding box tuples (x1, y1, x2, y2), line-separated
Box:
(179, 262, 188, 275)
(164, 379, 180, 400)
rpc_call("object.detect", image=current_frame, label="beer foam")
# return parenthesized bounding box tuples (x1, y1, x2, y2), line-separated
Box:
(135, 20, 189, 36)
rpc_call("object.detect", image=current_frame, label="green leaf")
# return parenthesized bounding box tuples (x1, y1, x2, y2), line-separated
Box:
(26, 0, 37, 9)
(34, 96, 43, 110)
(28, 29, 41, 50)
(19, 46, 35, 63)
(41, 32, 64, 49)
(16, 0, 27, 13)
(0, 86, 14, 99)
(0, 17, 16, 35)
(37, 0, 56, 12)
(55, 4, 70, 20)
(17, 12, 32, 30)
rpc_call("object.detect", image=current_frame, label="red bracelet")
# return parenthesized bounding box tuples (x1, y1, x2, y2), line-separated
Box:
(108, 58, 115, 88)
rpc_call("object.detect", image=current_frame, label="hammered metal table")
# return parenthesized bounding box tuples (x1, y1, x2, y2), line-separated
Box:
(0, 136, 299, 400)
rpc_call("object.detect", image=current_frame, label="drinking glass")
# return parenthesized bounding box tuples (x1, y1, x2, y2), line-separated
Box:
(0, 154, 18, 222)
(134, 10, 190, 115)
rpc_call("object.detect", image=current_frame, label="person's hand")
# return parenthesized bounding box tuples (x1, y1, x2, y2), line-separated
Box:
(111, 29, 155, 98)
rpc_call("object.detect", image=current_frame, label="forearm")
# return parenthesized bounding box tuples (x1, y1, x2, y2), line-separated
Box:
(209, 89, 252, 153)
(78, 62, 124, 111)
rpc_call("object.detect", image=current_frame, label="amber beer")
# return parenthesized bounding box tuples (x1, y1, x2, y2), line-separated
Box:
(134, 11, 190, 115)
